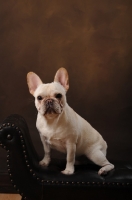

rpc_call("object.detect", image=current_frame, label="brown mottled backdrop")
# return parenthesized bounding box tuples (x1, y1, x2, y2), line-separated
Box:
(0, 0, 132, 170)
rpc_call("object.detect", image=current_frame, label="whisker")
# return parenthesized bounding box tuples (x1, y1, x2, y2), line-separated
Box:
(27, 98, 34, 103)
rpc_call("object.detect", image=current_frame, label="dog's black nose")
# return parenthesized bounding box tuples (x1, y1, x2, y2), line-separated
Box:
(45, 99, 54, 107)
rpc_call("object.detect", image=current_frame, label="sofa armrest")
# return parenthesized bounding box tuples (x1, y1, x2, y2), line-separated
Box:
(0, 115, 41, 199)
(0, 115, 132, 200)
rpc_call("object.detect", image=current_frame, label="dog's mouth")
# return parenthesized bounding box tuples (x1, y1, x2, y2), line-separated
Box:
(45, 107, 57, 115)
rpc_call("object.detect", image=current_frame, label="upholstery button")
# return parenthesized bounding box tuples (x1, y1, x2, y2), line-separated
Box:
(7, 134, 13, 140)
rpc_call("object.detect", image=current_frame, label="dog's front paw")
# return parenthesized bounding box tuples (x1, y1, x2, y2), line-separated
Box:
(61, 169, 74, 175)
(39, 158, 50, 167)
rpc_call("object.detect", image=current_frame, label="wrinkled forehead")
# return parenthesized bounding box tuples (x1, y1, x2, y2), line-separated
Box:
(34, 82, 65, 97)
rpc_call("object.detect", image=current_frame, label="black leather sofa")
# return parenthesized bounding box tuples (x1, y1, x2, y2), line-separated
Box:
(0, 114, 132, 200)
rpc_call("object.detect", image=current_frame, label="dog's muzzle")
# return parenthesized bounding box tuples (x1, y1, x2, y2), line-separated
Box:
(44, 99, 62, 115)
(45, 99, 54, 108)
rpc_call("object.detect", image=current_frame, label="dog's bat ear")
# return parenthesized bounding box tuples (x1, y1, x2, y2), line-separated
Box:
(27, 72, 43, 95)
(54, 68, 69, 91)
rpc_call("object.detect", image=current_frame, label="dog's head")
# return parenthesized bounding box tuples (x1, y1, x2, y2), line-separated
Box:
(27, 68, 69, 118)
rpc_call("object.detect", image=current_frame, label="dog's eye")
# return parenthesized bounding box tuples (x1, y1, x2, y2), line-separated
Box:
(55, 93, 62, 99)
(37, 96, 43, 101)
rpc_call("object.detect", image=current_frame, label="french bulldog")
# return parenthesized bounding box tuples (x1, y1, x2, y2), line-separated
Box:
(27, 68, 114, 175)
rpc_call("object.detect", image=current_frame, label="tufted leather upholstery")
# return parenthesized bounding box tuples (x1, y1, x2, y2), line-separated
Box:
(0, 115, 132, 200)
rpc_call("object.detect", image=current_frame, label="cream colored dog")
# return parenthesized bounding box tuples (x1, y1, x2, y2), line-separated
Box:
(27, 68, 114, 175)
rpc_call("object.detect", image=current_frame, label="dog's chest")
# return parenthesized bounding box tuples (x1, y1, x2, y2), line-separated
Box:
(47, 136, 66, 153)
(40, 127, 67, 153)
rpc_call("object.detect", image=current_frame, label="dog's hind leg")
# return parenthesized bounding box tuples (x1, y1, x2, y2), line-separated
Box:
(86, 148, 114, 175)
